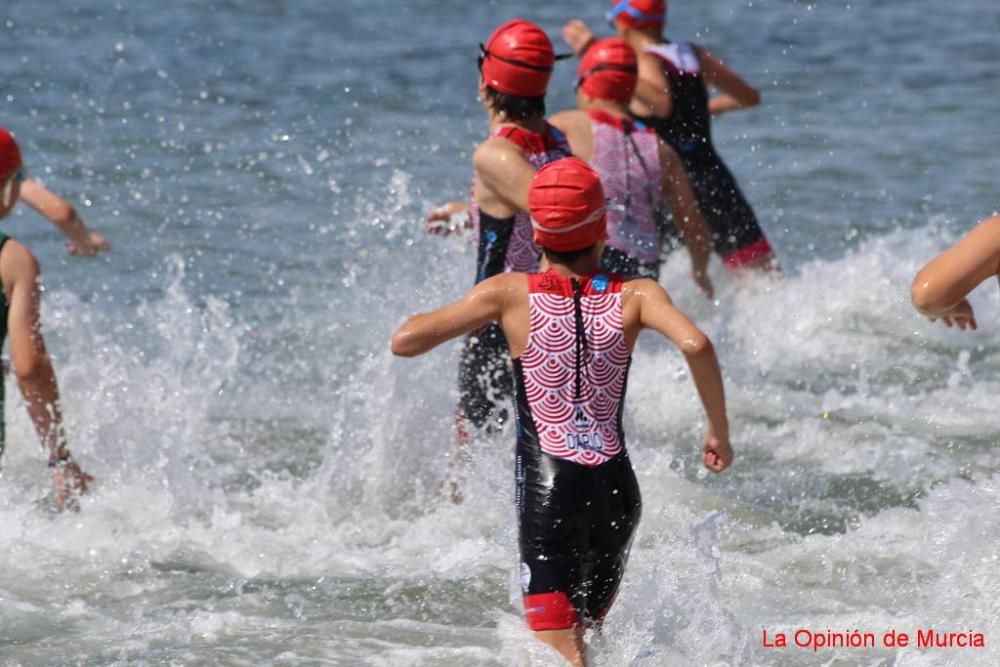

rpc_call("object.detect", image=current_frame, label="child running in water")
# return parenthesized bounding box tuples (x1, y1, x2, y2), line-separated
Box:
(564, 0, 777, 271)
(549, 37, 713, 293)
(0, 127, 103, 510)
(393, 158, 733, 666)
(425, 20, 575, 501)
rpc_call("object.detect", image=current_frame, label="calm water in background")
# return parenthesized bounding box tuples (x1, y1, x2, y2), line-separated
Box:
(0, 0, 998, 664)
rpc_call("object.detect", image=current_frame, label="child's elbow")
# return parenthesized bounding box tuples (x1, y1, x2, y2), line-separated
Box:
(681, 332, 712, 357)
(909, 273, 938, 313)
(390, 332, 409, 357)
(391, 329, 417, 357)
(744, 88, 761, 107)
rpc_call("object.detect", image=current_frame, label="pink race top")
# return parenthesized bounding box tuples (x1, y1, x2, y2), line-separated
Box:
(515, 270, 631, 467)
(588, 110, 663, 265)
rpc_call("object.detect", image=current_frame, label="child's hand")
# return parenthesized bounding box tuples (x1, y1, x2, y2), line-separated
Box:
(425, 201, 469, 236)
(702, 431, 733, 473)
(562, 20, 595, 56)
(51, 461, 94, 512)
(67, 231, 111, 257)
(930, 298, 977, 331)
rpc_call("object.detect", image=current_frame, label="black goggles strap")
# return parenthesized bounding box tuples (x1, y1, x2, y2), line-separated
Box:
(479, 44, 554, 73)
(576, 63, 639, 88)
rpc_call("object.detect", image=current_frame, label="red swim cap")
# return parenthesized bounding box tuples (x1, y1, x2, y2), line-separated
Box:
(480, 19, 555, 97)
(0, 127, 22, 182)
(608, 0, 667, 30)
(577, 38, 638, 104)
(529, 158, 607, 252)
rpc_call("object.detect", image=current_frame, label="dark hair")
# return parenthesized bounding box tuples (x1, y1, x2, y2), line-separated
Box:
(483, 86, 546, 121)
(543, 244, 598, 266)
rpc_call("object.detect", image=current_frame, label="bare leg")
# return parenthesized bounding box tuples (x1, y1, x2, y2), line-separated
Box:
(534, 627, 587, 667)
(1, 240, 92, 510)
(439, 408, 470, 504)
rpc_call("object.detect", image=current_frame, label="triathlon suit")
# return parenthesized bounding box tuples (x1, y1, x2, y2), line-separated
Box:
(587, 110, 664, 280)
(0, 232, 9, 461)
(458, 123, 571, 432)
(514, 270, 642, 630)
(636, 41, 774, 268)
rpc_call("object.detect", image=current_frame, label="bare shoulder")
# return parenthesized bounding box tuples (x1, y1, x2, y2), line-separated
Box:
(16, 177, 45, 202)
(636, 51, 670, 97)
(474, 272, 528, 299)
(472, 137, 505, 165)
(694, 44, 729, 71)
(474, 136, 528, 170)
(637, 49, 666, 72)
(550, 110, 591, 155)
(476, 134, 523, 157)
(695, 44, 739, 74)
(481, 271, 525, 288)
(691, 43, 711, 59)
(548, 109, 587, 132)
(623, 277, 670, 301)
(496, 272, 529, 294)
(0, 238, 39, 273)
(0, 238, 40, 293)
(622, 278, 670, 318)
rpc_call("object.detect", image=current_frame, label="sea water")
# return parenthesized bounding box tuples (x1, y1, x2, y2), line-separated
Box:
(0, 0, 997, 665)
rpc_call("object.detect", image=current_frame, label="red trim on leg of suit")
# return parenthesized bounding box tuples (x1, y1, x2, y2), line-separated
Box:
(524, 592, 579, 631)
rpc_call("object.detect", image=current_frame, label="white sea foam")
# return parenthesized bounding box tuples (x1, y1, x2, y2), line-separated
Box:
(1, 217, 997, 664)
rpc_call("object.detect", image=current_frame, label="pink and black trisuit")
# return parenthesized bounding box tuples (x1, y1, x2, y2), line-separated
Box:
(514, 270, 641, 631)
(637, 41, 774, 267)
(586, 109, 665, 279)
(458, 123, 571, 431)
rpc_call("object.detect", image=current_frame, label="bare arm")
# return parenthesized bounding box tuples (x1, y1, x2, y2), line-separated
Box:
(547, 111, 573, 136)
(911, 215, 1000, 330)
(633, 279, 732, 472)
(630, 52, 672, 118)
(391, 275, 512, 357)
(18, 179, 110, 256)
(659, 141, 713, 297)
(473, 139, 537, 216)
(0, 240, 92, 510)
(562, 19, 596, 56)
(697, 46, 760, 117)
(548, 110, 594, 163)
